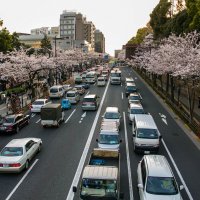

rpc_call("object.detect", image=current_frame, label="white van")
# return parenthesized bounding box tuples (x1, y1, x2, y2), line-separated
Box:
(97, 130, 121, 150)
(66, 90, 80, 104)
(102, 107, 121, 129)
(137, 155, 184, 200)
(132, 114, 161, 153)
(85, 71, 97, 83)
(97, 76, 106, 86)
(49, 85, 65, 99)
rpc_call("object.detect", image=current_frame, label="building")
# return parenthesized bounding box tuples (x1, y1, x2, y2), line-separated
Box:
(94, 30, 105, 53)
(75, 13, 86, 41)
(115, 50, 121, 58)
(84, 21, 95, 51)
(60, 10, 76, 41)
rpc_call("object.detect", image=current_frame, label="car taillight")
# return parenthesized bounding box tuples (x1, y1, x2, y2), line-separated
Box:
(0, 163, 3, 167)
(7, 125, 13, 130)
(9, 163, 21, 167)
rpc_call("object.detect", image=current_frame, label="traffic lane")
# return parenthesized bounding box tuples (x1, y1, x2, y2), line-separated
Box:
(125, 67, 199, 199)
(73, 81, 131, 199)
(3, 83, 107, 200)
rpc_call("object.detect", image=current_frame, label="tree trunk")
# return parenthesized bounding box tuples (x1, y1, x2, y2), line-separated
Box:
(170, 76, 174, 103)
(187, 83, 195, 123)
(166, 73, 170, 95)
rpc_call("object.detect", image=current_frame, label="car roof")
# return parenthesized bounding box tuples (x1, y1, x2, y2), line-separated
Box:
(84, 94, 96, 98)
(50, 85, 63, 88)
(127, 83, 136, 86)
(35, 99, 48, 101)
(129, 93, 139, 96)
(129, 103, 143, 109)
(67, 90, 77, 93)
(144, 155, 173, 177)
(100, 130, 119, 135)
(126, 77, 134, 81)
(105, 107, 119, 113)
(6, 114, 22, 118)
(134, 114, 157, 129)
(5, 138, 39, 147)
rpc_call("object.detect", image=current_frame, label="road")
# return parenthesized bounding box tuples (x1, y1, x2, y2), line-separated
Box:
(0, 66, 199, 200)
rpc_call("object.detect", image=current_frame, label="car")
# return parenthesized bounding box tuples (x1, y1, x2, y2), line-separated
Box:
(0, 138, 42, 172)
(66, 90, 80, 104)
(125, 77, 134, 85)
(128, 93, 142, 104)
(128, 103, 145, 123)
(80, 82, 90, 89)
(82, 94, 100, 111)
(102, 107, 121, 129)
(137, 155, 184, 200)
(125, 83, 137, 97)
(0, 114, 30, 134)
(74, 85, 85, 95)
(49, 85, 65, 98)
(30, 98, 51, 113)
(97, 76, 106, 86)
(62, 84, 72, 93)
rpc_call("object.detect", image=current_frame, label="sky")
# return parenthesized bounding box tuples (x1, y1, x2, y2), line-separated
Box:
(1, 0, 159, 56)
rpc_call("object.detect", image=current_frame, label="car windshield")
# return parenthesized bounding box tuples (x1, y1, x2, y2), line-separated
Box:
(104, 112, 120, 119)
(67, 93, 75, 97)
(33, 101, 44, 105)
(99, 134, 119, 144)
(130, 109, 144, 114)
(146, 176, 178, 195)
(127, 86, 136, 91)
(4, 117, 15, 123)
(81, 179, 117, 198)
(83, 98, 95, 102)
(137, 128, 158, 139)
(1, 147, 23, 156)
(130, 96, 140, 100)
(50, 88, 58, 93)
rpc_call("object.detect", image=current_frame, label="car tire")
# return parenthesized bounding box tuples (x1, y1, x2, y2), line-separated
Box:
(25, 160, 29, 170)
(38, 144, 42, 153)
(16, 126, 19, 133)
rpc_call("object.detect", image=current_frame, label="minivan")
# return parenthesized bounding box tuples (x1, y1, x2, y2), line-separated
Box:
(49, 85, 65, 99)
(66, 90, 80, 104)
(137, 155, 184, 200)
(102, 107, 121, 129)
(132, 114, 161, 153)
(125, 83, 137, 97)
(82, 94, 100, 111)
(97, 76, 106, 86)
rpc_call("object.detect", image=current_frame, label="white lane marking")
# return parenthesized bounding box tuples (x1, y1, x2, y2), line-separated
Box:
(31, 113, 36, 118)
(65, 109, 76, 123)
(85, 91, 89, 96)
(36, 119, 41, 123)
(161, 139, 193, 200)
(159, 113, 168, 125)
(121, 83, 122, 87)
(122, 92, 124, 100)
(79, 121, 82, 123)
(94, 83, 96, 86)
(81, 112, 86, 118)
(5, 159, 39, 200)
(123, 112, 134, 200)
(66, 79, 110, 200)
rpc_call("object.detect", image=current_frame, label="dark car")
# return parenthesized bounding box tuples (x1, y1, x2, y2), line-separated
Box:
(80, 83, 90, 89)
(0, 114, 30, 134)
(125, 83, 137, 97)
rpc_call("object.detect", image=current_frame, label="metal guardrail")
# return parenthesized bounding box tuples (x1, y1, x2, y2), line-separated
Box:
(136, 69, 200, 137)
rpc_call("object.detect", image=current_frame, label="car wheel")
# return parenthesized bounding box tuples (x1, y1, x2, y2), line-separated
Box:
(38, 144, 42, 153)
(16, 126, 19, 133)
(25, 160, 29, 170)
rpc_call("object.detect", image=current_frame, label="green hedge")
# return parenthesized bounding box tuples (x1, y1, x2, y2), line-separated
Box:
(6, 86, 26, 95)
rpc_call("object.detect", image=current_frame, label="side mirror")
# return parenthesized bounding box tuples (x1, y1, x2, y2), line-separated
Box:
(159, 135, 162, 139)
(133, 133, 136, 137)
(72, 186, 77, 193)
(96, 139, 98, 142)
(102, 115, 104, 118)
(180, 185, 184, 190)
(120, 139, 122, 143)
(120, 192, 124, 199)
(138, 184, 143, 189)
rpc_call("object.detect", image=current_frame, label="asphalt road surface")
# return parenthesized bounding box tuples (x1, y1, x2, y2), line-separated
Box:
(0, 66, 199, 200)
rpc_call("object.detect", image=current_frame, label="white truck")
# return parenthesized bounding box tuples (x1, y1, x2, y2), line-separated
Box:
(110, 69, 121, 85)
(73, 148, 124, 199)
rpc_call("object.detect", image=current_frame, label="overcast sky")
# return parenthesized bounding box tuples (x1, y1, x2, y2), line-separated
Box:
(1, 0, 159, 55)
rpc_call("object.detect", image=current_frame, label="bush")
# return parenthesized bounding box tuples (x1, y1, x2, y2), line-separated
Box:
(6, 86, 26, 95)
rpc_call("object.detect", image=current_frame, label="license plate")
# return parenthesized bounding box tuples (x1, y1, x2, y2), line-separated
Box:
(144, 151, 150, 154)
(3, 164, 9, 167)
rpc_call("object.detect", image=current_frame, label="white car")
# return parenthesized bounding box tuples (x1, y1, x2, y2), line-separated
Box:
(0, 138, 42, 173)
(137, 155, 183, 200)
(31, 98, 51, 113)
(128, 93, 142, 104)
(128, 103, 145, 123)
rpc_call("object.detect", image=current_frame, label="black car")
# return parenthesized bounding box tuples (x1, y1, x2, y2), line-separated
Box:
(0, 114, 30, 134)
(80, 83, 90, 89)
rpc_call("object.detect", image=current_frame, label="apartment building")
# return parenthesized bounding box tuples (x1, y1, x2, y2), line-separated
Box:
(94, 30, 105, 53)
(84, 21, 95, 51)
